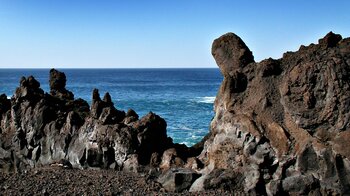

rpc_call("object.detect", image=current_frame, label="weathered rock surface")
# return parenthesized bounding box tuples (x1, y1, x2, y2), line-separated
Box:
(0, 69, 199, 178)
(192, 31, 350, 195)
(1, 31, 350, 195)
(157, 168, 200, 192)
(49, 68, 74, 100)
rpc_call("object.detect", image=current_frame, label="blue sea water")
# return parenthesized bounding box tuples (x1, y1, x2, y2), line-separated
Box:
(0, 68, 222, 146)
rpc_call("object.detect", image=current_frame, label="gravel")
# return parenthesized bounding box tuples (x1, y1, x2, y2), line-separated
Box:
(0, 166, 234, 195)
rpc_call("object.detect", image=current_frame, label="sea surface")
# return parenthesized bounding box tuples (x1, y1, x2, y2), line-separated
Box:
(0, 68, 222, 146)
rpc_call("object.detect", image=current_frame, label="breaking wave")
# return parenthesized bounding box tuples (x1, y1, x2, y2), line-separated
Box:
(196, 96, 215, 104)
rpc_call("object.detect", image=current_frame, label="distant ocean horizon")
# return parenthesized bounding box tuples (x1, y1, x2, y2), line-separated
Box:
(0, 68, 222, 146)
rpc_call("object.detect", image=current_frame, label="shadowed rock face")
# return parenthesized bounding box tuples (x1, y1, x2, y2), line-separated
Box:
(49, 68, 74, 100)
(191, 32, 350, 195)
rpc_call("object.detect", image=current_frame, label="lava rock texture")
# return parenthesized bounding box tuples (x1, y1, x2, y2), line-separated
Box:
(0, 69, 198, 176)
(191, 32, 350, 195)
(1, 31, 350, 195)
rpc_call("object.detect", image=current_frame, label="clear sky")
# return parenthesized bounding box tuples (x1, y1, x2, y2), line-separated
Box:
(0, 0, 349, 68)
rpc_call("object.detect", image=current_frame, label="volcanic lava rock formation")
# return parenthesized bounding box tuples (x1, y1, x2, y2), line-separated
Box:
(0, 69, 198, 175)
(190, 32, 350, 195)
(1, 32, 350, 195)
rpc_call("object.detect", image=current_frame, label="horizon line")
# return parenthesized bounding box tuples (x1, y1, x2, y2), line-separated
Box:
(0, 67, 219, 69)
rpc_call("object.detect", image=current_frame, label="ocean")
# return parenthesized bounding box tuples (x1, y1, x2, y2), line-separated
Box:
(0, 68, 222, 146)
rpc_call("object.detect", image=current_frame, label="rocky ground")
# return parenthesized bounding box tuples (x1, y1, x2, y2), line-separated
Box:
(0, 166, 233, 195)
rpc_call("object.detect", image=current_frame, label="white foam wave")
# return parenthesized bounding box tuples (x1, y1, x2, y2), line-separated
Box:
(179, 125, 195, 131)
(179, 142, 191, 147)
(196, 96, 215, 104)
(168, 125, 195, 131)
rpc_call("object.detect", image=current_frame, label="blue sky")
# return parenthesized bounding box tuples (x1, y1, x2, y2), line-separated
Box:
(0, 0, 349, 68)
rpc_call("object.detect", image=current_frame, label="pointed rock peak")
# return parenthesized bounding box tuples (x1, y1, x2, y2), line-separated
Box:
(19, 76, 26, 87)
(49, 69, 74, 100)
(145, 111, 156, 119)
(126, 109, 139, 119)
(49, 68, 67, 91)
(15, 75, 44, 100)
(103, 92, 112, 105)
(27, 76, 40, 89)
(92, 88, 101, 103)
(19, 76, 40, 89)
(212, 32, 254, 77)
(139, 112, 166, 127)
(318, 31, 342, 48)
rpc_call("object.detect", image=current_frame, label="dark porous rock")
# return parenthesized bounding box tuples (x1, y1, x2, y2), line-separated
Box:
(0, 94, 10, 134)
(259, 58, 282, 77)
(102, 92, 112, 105)
(0, 94, 11, 117)
(126, 109, 139, 119)
(49, 68, 66, 90)
(192, 32, 350, 195)
(15, 76, 44, 103)
(157, 168, 201, 192)
(318, 31, 342, 48)
(212, 32, 254, 77)
(69, 98, 90, 119)
(0, 69, 190, 177)
(124, 109, 139, 124)
(133, 112, 169, 165)
(123, 154, 139, 173)
(281, 174, 320, 195)
(49, 69, 74, 100)
(91, 88, 103, 118)
(195, 169, 245, 193)
(149, 152, 161, 167)
(91, 89, 125, 123)
(159, 148, 183, 170)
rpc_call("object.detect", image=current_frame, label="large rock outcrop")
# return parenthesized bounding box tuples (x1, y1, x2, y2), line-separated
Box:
(0, 69, 198, 174)
(191, 32, 350, 195)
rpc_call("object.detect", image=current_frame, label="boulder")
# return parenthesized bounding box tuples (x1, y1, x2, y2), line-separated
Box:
(157, 168, 200, 192)
(133, 112, 169, 165)
(211, 33, 254, 76)
(123, 154, 139, 173)
(159, 148, 184, 170)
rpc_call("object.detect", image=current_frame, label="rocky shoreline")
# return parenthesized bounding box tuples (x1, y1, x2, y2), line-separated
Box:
(1, 31, 350, 195)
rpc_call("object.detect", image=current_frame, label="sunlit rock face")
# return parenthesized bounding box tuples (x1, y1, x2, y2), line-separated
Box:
(192, 32, 350, 195)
